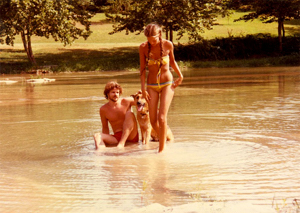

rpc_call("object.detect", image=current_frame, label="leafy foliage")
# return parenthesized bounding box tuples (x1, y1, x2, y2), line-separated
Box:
(231, 0, 300, 23)
(228, 0, 300, 51)
(105, 0, 231, 42)
(0, 0, 95, 64)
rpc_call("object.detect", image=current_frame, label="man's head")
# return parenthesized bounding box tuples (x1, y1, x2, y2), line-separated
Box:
(104, 81, 123, 101)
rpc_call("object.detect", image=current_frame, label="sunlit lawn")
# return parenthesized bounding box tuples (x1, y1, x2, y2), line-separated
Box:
(9, 12, 300, 47)
(1, 12, 299, 73)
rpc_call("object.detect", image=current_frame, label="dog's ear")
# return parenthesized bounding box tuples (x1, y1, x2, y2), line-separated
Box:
(131, 90, 142, 98)
(131, 91, 140, 98)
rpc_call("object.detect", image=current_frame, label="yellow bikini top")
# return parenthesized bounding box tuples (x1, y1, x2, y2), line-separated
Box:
(147, 55, 169, 66)
(147, 55, 170, 89)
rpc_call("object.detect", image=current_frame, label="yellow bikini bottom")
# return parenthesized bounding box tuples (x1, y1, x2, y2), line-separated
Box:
(147, 81, 174, 93)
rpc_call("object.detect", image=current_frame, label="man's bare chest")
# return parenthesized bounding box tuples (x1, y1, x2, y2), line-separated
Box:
(106, 105, 128, 122)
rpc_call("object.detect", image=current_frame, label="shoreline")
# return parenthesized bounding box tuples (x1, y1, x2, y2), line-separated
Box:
(1, 42, 299, 74)
(101, 201, 278, 213)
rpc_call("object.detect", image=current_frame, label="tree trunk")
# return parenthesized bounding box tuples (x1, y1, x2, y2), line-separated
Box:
(21, 31, 28, 55)
(281, 21, 285, 39)
(21, 30, 36, 65)
(278, 18, 283, 52)
(165, 29, 168, 40)
(27, 33, 36, 65)
(170, 27, 173, 43)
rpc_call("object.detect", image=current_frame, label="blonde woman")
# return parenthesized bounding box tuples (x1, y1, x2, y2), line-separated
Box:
(139, 23, 183, 152)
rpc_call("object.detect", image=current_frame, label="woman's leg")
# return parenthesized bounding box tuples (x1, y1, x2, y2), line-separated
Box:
(158, 85, 174, 152)
(147, 87, 160, 135)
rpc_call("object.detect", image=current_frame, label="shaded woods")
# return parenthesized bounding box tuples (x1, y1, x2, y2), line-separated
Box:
(175, 34, 300, 63)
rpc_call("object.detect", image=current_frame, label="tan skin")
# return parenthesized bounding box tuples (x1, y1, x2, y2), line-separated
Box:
(139, 33, 183, 152)
(93, 88, 138, 149)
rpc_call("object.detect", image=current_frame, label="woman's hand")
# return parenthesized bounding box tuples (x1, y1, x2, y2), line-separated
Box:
(142, 90, 151, 102)
(173, 76, 183, 89)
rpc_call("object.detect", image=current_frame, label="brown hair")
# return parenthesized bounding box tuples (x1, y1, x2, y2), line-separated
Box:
(144, 23, 163, 69)
(103, 81, 122, 99)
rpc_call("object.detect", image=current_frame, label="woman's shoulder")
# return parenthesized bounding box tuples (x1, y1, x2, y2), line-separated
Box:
(139, 41, 148, 49)
(162, 39, 173, 48)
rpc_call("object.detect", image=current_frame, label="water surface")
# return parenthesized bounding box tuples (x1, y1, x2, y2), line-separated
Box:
(0, 67, 299, 212)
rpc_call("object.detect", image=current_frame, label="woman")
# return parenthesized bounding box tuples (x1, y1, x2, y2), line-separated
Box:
(139, 23, 183, 152)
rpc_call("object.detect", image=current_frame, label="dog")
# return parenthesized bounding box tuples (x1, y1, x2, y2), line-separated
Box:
(131, 91, 174, 144)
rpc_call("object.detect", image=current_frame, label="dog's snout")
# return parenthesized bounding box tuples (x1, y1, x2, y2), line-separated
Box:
(137, 101, 144, 106)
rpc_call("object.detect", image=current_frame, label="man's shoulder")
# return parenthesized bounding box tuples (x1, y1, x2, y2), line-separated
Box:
(100, 102, 109, 111)
(121, 97, 134, 105)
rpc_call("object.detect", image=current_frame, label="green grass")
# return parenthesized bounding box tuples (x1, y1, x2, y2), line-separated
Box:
(5, 12, 299, 46)
(1, 12, 299, 74)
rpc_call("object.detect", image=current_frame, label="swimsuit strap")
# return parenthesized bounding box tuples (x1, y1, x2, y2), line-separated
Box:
(157, 68, 161, 89)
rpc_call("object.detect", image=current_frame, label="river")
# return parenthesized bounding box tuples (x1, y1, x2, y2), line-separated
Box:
(0, 67, 299, 212)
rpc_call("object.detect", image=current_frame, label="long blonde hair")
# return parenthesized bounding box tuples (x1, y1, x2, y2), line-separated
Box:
(144, 23, 161, 37)
(144, 23, 163, 68)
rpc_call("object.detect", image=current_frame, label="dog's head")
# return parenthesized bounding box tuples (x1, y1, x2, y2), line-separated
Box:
(131, 90, 148, 113)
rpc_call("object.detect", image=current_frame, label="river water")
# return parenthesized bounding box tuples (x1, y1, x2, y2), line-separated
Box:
(0, 67, 299, 212)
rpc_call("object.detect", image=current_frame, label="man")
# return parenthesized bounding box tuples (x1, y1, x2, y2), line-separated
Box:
(94, 81, 139, 149)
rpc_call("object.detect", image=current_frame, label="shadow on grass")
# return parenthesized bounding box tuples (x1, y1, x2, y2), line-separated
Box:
(0, 46, 140, 74)
(1, 49, 26, 53)
(1, 44, 299, 74)
(39, 46, 140, 72)
(286, 19, 300, 26)
(285, 26, 300, 36)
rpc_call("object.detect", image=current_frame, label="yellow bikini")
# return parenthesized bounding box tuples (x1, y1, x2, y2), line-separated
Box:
(147, 55, 173, 92)
(147, 55, 169, 66)
(147, 81, 174, 92)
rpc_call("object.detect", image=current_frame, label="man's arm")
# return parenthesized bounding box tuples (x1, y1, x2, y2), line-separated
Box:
(100, 107, 110, 134)
(124, 97, 135, 110)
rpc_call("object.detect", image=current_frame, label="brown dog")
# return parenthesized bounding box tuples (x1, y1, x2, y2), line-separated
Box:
(131, 91, 174, 144)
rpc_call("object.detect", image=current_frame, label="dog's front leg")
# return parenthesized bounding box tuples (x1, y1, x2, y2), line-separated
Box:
(141, 129, 146, 144)
(145, 126, 151, 144)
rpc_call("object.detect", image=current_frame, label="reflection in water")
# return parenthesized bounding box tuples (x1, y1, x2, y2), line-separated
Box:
(0, 68, 299, 212)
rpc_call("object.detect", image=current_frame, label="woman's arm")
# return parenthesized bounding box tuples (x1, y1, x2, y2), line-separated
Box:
(168, 41, 183, 88)
(139, 43, 151, 101)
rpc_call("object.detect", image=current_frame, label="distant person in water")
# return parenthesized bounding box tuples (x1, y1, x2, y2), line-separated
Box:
(139, 23, 183, 152)
(93, 81, 139, 149)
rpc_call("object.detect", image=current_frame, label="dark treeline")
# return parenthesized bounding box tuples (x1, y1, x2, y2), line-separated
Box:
(175, 34, 300, 63)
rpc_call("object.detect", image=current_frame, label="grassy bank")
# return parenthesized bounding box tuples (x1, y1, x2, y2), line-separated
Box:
(1, 12, 299, 74)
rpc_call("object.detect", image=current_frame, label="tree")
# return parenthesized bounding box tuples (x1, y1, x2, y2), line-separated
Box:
(0, 0, 95, 65)
(89, 0, 110, 12)
(105, 0, 230, 42)
(229, 0, 300, 51)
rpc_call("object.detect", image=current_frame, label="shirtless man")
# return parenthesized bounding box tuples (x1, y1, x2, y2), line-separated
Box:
(93, 81, 139, 149)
